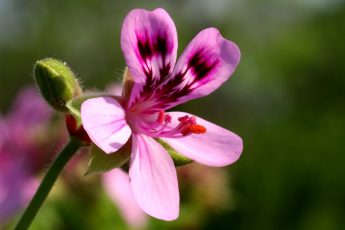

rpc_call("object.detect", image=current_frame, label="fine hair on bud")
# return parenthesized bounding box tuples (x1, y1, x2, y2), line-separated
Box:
(33, 58, 82, 112)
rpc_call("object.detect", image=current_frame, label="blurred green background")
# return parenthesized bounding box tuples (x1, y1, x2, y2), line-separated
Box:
(1, 0, 345, 229)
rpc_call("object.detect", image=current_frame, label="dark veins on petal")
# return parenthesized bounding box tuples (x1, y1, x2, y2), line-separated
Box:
(188, 52, 218, 81)
(138, 37, 153, 60)
(131, 26, 221, 110)
(146, 48, 220, 109)
(154, 34, 168, 58)
(133, 31, 173, 105)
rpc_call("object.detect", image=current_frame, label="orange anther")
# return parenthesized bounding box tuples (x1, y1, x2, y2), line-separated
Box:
(181, 124, 207, 136)
(188, 124, 206, 134)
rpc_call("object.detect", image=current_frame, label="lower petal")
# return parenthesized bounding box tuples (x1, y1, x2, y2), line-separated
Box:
(129, 134, 179, 221)
(81, 97, 132, 153)
(162, 112, 243, 167)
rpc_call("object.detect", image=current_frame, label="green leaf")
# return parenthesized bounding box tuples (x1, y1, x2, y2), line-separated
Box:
(157, 139, 193, 166)
(85, 142, 131, 176)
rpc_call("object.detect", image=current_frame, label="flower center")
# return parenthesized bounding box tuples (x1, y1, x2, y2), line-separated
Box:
(127, 109, 206, 138)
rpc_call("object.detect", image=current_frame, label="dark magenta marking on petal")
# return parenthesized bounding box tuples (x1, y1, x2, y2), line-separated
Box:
(137, 37, 153, 61)
(154, 33, 171, 60)
(153, 72, 191, 107)
(159, 64, 170, 82)
(131, 46, 221, 110)
(188, 50, 219, 81)
(154, 34, 168, 57)
(143, 50, 220, 109)
(154, 33, 172, 83)
(162, 49, 219, 95)
(132, 32, 174, 106)
(135, 31, 155, 85)
(130, 31, 176, 108)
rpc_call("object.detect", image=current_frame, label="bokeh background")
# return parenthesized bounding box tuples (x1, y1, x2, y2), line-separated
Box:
(1, 0, 345, 229)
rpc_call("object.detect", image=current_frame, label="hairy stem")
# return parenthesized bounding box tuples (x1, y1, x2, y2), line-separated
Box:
(14, 137, 82, 230)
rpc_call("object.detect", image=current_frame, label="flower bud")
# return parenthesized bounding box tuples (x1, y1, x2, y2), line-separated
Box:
(33, 58, 82, 112)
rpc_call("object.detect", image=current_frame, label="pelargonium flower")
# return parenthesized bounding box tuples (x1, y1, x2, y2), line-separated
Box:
(81, 8, 242, 220)
(0, 87, 54, 224)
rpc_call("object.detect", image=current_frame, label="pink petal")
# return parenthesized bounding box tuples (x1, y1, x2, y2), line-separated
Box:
(103, 169, 147, 229)
(157, 28, 241, 109)
(129, 134, 179, 221)
(162, 112, 243, 167)
(0, 118, 6, 150)
(81, 97, 131, 154)
(23, 178, 39, 204)
(121, 8, 178, 107)
(0, 160, 35, 223)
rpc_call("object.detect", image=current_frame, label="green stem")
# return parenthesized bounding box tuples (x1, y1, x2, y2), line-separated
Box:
(14, 137, 82, 230)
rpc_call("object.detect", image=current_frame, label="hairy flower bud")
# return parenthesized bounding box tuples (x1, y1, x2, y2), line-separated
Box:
(33, 58, 82, 112)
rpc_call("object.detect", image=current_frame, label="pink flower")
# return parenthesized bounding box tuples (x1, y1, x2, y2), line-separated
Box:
(0, 157, 38, 223)
(103, 169, 147, 229)
(0, 86, 54, 223)
(81, 8, 242, 220)
(6, 87, 55, 170)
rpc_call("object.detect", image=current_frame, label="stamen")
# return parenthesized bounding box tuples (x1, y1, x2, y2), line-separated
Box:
(177, 115, 206, 136)
(178, 115, 190, 123)
(135, 113, 206, 138)
(180, 124, 207, 136)
(165, 114, 172, 123)
(157, 110, 165, 124)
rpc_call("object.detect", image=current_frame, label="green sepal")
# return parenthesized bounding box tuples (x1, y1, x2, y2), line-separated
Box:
(65, 95, 92, 126)
(157, 139, 193, 166)
(33, 58, 82, 112)
(85, 141, 131, 176)
(66, 93, 119, 125)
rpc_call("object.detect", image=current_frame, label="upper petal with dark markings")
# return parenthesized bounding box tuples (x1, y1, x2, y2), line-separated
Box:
(121, 8, 178, 108)
(151, 28, 241, 110)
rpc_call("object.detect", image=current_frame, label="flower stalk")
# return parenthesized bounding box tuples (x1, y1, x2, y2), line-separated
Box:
(14, 137, 82, 230)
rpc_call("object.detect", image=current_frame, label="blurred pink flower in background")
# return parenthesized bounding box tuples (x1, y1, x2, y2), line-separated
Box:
(0, 155, 38, 224)
(0, 86, 62, 224)
(103, 169, 148, 229)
